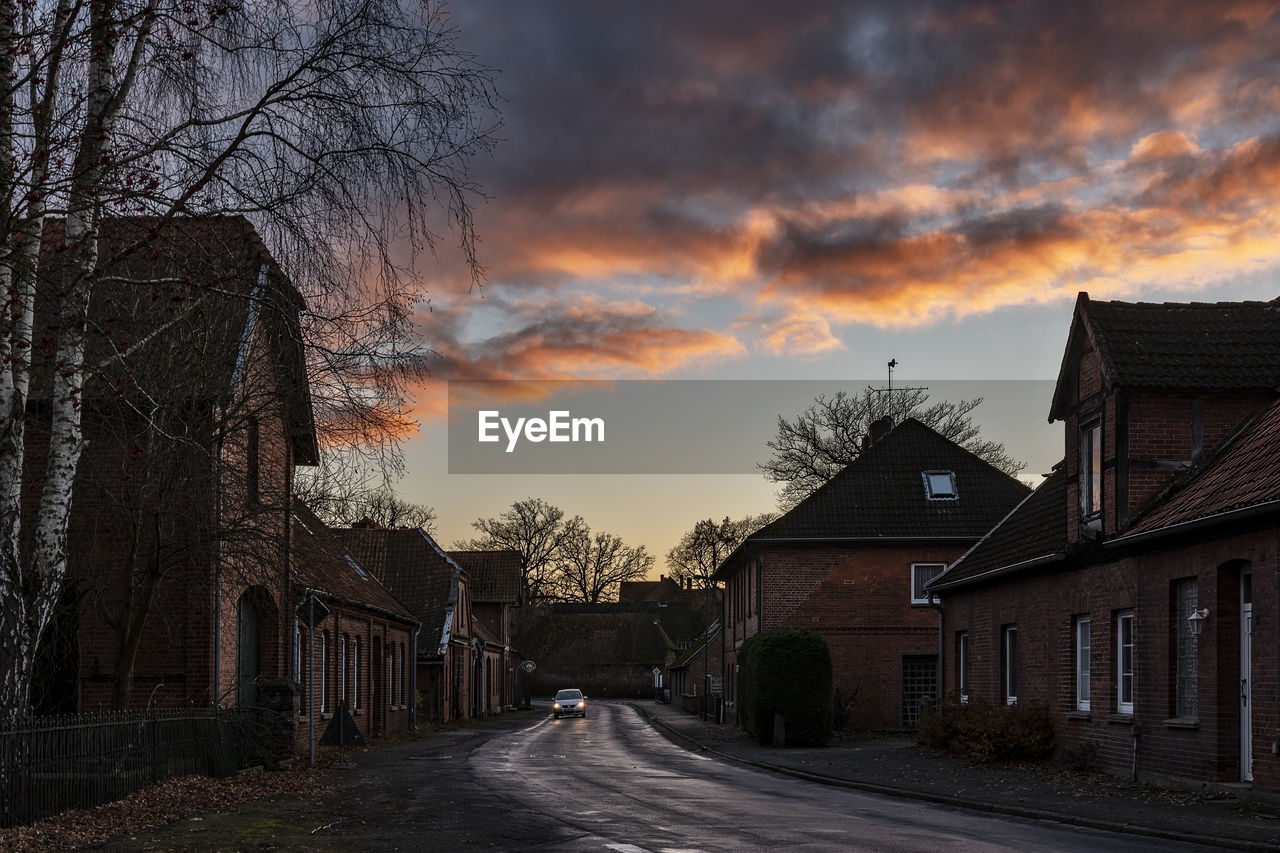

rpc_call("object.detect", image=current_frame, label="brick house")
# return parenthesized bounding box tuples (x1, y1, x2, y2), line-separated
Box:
(27, 216, 421, 756)
(713, 418, 1030, 731)
(29, 216, 318, 716)
(450, 550, 523, 714)
(930, 293, 1280, 792)
(289, 505, 417, 753)
(336, 525, 476, 723)
(516, 602, 677, 700)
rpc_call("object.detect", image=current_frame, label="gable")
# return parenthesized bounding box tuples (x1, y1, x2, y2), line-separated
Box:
(1051, 292, 1280, 421)
(748, 418, 1030, 542)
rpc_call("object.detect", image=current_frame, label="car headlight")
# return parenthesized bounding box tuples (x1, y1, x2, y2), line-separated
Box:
(576, 701, 585, 708)
(553, 702, 561, 709)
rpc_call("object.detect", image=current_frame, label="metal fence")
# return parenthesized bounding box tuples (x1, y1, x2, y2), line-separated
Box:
(0, 707, 264, 827)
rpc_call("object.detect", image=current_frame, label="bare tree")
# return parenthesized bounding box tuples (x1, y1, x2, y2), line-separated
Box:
(761, 388, 1024, 511)
(554, 526, 654, 604)
(298, 481, 437, 532)
(0, 0, 499, 720)
(456, 498, 585, 605)
(665, 514, 776, 590)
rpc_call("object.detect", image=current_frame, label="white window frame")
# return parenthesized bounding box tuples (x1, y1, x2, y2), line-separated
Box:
(1117, 610, 1135, 714)
(340, 634, 348, 708)
(1003, 625, 1018, 706)
(1075, 616, 1091, 712)
(352, 636, 361, 710)
(910, 563, 946, 605)
(1080, 420, 1102, 522)
(320, 631, 329, 714)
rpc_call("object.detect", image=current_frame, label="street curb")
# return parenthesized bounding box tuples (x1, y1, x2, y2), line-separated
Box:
(629, 703, 1274, 853)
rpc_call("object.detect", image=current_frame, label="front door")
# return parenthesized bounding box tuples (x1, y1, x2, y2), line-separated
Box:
(1241, 572, 1253, 782)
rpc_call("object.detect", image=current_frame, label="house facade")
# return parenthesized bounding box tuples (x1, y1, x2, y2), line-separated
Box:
(26, 216, 420, 757)
(450, 550, 523, 714)
(930, 293, 1280, 793)
(714, 418, 1030, 731)
(336, 525, 476, 723)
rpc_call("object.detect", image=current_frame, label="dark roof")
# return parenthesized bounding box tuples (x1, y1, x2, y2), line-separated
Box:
(743, 418, 1030, 543)
(1051, 293, 1280, 419)
(335, 525, 463, 657)
(290, 503, 414, 623)
(928, 466, 1068, 591)
(617, 576, 685, 602)
(1125, 398, 1280, 538)
(449, 550, 522, 604)
(37, 216, 317, 463)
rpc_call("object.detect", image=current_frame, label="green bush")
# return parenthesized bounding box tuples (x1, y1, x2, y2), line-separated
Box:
(916, 700, 1055, 762)
(737, 628, 833, 746)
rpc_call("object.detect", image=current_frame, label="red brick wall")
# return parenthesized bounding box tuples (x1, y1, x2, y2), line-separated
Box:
(940, 524, 1280, 792)
(725, 543, 964, 730)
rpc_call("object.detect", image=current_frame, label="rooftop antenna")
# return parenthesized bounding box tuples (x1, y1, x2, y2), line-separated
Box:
(870, 358, 927, 400)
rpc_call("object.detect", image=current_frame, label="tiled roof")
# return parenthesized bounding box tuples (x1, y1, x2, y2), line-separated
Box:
(37, 216, 317, 463)
(1126, 399, 1280, 537)
(928, 466, 1068, 591)
(290, 503, 414, 622)
(617, 576, 684, 602)
(449, 550, 522, 603)
(1086, 294, 1280, 390)
(335, 525, 462, 657)
(746, 418, 1030, 542)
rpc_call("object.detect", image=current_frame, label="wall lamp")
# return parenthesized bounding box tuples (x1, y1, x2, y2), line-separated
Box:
(1187, 607, 1210, 637)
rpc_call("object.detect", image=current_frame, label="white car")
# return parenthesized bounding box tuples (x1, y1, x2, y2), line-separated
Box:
(552, 688, 587, 718)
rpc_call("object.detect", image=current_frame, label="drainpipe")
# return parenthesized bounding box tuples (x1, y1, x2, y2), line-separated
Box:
(929, 593, 945, 708)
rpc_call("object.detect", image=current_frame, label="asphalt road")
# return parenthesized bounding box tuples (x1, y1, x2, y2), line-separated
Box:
(473, 701, 1219, 853)
(104, 701, 1226, 851)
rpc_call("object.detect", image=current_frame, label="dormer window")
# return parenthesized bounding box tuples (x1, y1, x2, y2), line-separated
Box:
(1080, 420, 1102, 526)
(923, 470, 958, 500)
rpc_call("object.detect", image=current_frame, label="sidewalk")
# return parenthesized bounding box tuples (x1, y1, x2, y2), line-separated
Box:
(632, 701, 1280, 852)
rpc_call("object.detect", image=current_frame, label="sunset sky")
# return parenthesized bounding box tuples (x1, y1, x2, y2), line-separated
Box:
(396, 1, 1280, 570)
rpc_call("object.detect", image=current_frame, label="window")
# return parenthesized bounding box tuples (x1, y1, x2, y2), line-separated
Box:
(401, 642, 409, 706)
(923, 470, 958, 500)
(294, 624, 302, 682)
(1075, 616, 1091, 712)
(388, 645, 395, 708)
(1080, 420, 1102, 523)
(1117, 611, 1134, 714)
(911, 563, 945, 605)
(1003, 625, 1018, 706)
(246, 417, 260, 505)
(320, 631, 329, 714)
(352, 636, 361, 710)
(340, 634, 348, 708)
(956, 632, 969, 704)
(1175, 580, 1198, 718)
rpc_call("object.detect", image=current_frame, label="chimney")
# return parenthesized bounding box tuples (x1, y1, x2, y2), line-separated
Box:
(868, 416, 895, 444)
(660, 574, 665, 583)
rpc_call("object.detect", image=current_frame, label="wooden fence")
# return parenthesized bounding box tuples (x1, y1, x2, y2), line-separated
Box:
(0, 707, 263, 826)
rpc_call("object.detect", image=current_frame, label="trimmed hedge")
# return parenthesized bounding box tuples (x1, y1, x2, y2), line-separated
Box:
(915, 701, 1055, 762)
(737, 628, 832, 746)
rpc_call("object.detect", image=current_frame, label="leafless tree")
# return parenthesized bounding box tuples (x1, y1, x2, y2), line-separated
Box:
(0, 0, 499, 721)
(665, 514, 776, 590)
(554, 525, 654, 604)
(456, 498, 586, 605)
(297, 481, 437, 532)
(761, 388, 1024, 511)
